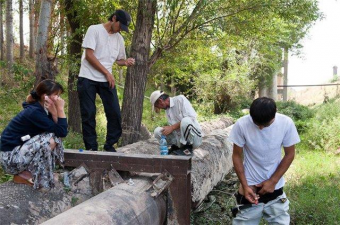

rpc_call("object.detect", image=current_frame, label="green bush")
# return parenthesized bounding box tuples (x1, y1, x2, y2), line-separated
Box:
(13, 63, 34, 82)
(302, 99, 340, 152)
(276, 101, 314, 121)
(62, 131, 85, 150)
(276, 101, 314, 133)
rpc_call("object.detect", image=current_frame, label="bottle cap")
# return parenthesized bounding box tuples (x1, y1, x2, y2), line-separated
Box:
(79, 149, 84, 152)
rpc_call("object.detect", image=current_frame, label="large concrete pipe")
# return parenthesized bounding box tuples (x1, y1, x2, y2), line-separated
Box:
(42, 176, 166, 225)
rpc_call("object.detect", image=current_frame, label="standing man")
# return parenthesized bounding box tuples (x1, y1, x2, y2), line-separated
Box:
(229, 97, 300, 224)
(150, 90, 203, 155)
(78, 10, 135, 152)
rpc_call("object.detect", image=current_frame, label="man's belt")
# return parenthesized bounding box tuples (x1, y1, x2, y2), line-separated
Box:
(231, 187, 285, 218)
(235, 187, 284, 204)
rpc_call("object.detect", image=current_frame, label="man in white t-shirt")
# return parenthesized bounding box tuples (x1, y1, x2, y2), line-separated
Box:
(77, 10, 135, 152)
(229, 97, 300, 225)
(150, 91, 203, 155)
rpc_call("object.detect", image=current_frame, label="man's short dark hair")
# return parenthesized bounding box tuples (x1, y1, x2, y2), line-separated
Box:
(108, 13, 116, 22)
(250, 97, 276, 125)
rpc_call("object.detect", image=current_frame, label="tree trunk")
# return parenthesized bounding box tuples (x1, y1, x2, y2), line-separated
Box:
(0, 0, 4, 61)
(258, 77, 268, 97)
(29, 0, 35, 58)
(283, 47, 288, 101)
(60, 10, 65, 56)
(6, 0, 13, 74)
(268, 73, 278, 100)
(171, 76, 176, 95)
(34, 0, 40, 38)
(19, 0, 24, 60)
(118, 68, 123, 83)
(34, 0, 54, 86)
(64, 0, 82, 133)
(121, 0, 157, 146)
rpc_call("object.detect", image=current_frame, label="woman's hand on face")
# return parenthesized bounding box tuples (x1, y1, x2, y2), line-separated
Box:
(51, 96, 65, 111)
(44, 96, 57, 116)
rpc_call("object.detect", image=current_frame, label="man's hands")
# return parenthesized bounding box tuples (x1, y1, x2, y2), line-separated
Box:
(104, 58, 135, 89)
(125, 58, 135, 66)
(256, 179, 276, 195)
(239, 179, 276, 204)
(161, 125, 174, 136)
(105, 72, 115, 89)
(241, 185, 259, 205)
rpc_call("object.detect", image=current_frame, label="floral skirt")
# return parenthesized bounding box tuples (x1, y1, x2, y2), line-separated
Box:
(0, 133, 64, 189)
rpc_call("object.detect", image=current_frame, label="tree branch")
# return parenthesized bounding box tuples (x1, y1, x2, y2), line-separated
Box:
(168, 3, 266, 51)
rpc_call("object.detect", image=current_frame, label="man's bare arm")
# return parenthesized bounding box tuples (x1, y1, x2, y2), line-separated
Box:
(233, 144, 259, 204)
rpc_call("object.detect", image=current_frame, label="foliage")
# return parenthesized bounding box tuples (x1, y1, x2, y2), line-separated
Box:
(276, 101, 314, 133)
(12, 63, 34, 82)
(148, 0, 321, 114)
(62, 131, 85, 150)
(277, 101, 314, 121)
(302, 98, 340, 152)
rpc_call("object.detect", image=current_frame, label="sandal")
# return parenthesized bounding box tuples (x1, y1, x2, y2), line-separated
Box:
(13, 175, 34, 186)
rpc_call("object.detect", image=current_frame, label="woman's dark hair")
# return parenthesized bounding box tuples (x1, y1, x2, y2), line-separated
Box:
(26, 79, 64, 103)
(250, 97, 276, 125)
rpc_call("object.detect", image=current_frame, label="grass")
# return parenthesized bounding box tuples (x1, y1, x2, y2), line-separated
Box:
(285, 149, 340, 224)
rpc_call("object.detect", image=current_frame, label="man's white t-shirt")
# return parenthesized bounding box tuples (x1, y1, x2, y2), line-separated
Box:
(229, 113, 300, 189)
(166, 95, 202, 144)
(79, 24, 126, 82)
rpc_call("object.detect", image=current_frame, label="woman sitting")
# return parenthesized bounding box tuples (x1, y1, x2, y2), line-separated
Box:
(0, 79, 68, 190)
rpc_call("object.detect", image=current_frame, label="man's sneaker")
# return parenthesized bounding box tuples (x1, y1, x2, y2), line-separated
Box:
(104, 145, 117, 152)
(172, 144, 193, 156)
(168, 145, 180, 155)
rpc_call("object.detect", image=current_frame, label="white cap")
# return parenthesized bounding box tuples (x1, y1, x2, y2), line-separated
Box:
(150, 90, 164, 111)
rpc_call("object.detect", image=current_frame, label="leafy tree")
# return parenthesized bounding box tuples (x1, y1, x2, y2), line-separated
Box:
(120, 0, 321, 144)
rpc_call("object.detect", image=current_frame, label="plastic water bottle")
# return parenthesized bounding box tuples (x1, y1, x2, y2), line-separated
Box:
(159, 135, 168, 155)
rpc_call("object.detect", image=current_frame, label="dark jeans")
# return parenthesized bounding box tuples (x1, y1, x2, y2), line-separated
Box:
(77, 77, 122, 150)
